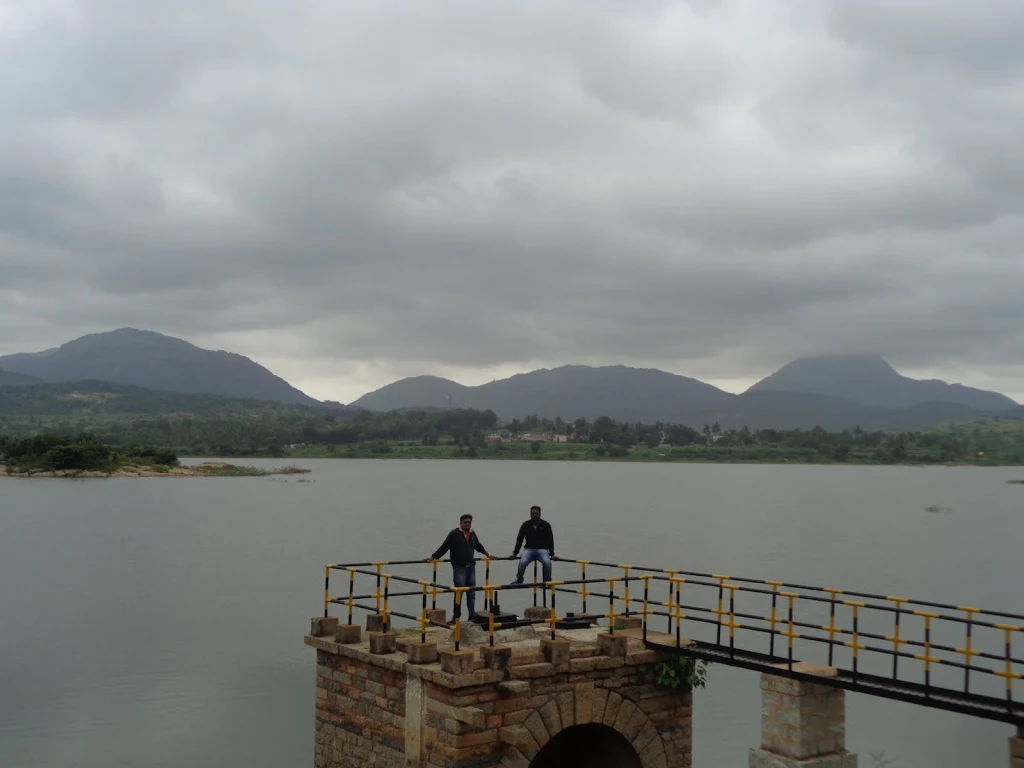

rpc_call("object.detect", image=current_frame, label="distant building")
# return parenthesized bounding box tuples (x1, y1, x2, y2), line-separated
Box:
(517, 432, 569, 443)
(487, 434, 503, 444)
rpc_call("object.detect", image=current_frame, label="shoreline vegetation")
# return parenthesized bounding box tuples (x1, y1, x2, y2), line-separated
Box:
(0, 434, 310, 478)
(2, 407, 1024, 470)
(195, 441, 1024, 467)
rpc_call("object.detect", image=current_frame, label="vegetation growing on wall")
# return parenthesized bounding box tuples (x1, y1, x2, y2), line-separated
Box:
(654, 656, 708, 692)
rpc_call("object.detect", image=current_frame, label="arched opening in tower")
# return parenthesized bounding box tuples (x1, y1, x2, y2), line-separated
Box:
(528, 723, 644, 768)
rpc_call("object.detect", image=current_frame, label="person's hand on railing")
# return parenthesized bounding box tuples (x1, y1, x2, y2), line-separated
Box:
(507, 554, 517, 560)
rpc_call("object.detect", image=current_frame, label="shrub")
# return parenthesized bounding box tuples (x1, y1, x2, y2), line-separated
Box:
(134, 447, 179, 466)
(654, 656, 708, 692)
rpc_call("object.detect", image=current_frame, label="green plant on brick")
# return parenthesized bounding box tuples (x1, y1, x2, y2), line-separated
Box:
(654, 655, 708, 691)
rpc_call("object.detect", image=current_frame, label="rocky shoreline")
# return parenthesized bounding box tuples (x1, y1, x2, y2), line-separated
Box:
(0, 461, 311, 478)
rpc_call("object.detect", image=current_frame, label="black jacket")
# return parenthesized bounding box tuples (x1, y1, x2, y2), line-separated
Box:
(431, 529, 489, 567)
(513, 519, 554, 556)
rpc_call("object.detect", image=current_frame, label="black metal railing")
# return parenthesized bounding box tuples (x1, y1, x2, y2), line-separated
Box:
(320, 556, 1023, 724)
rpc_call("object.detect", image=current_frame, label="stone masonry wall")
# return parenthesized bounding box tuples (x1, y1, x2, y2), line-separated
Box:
(315, 649, 407, 768)
(307, 623, 692, 768)
(424, 652, 693, 767)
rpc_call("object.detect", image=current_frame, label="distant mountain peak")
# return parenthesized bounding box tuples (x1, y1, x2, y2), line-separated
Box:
(0, 329, 318, 405)
(790, 353, 896, 369)
(748, 354, 1017, 411)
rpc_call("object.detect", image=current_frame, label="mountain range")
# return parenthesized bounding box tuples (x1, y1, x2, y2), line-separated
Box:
(0, 369, 42, 387)
(0, 329, 1019, 430)
(350, 360, 1019, 430)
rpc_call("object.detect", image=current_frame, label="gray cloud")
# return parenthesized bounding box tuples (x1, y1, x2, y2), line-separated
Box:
(1, 0, 1023, 402)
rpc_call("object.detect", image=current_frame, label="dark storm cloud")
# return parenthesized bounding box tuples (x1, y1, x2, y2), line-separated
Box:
(1, 0, 1023, 401)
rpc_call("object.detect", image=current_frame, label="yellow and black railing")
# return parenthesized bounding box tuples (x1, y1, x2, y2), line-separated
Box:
(321, 556, 1023, 725)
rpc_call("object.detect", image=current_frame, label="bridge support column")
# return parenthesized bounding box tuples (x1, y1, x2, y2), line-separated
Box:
(1011, 727, 1023, 768)
(749, 664, 856, 768)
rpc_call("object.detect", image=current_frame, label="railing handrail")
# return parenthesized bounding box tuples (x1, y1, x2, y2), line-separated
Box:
(327, 555, 1024, 622)
(319, 554, 1023, 725)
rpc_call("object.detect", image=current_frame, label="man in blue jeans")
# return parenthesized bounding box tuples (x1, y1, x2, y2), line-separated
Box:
(510, 505, 556, 584)
(428, 514, 491, 620)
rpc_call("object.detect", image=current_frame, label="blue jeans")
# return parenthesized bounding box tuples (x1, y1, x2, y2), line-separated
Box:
(516, 549, 552, 583)
(452, 564, 477, 618)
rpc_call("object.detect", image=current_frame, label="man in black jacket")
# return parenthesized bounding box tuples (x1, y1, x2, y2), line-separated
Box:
(510, 505, 555, 584)
(428, 514, 491, 619)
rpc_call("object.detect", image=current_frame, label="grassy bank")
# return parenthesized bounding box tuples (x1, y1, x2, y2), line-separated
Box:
(275, 440, 1020, 466)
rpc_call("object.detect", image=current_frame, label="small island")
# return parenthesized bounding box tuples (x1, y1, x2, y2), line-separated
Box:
(0, 433, 310, 478)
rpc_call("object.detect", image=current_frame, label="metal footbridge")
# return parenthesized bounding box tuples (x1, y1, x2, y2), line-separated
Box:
(321, 556, 1024, 726)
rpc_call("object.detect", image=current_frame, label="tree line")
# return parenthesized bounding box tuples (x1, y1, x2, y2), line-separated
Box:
(0, 433, 178, 473)
(2, 404, 1021, 463)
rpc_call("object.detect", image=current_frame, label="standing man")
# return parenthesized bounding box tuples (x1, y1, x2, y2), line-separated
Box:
(428, 514, 491, 620)
(510, 505, 555, 584)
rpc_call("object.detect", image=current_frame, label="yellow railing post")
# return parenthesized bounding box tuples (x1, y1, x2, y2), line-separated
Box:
(382, 575, 392, 633)
(483, 586, 502, 647)
(780, 591, 800, 670)
(765, 580, 783, 658)
(323, 565, 331, 618)
(843, 600, 867, 676)
(913, 610, 941, 689)
(347, 567, 356, 626)
(641, 575, 651, 643)
(724, 583, 741, 655)
(488, 599, 496, 646)
(956, 606, 981, 691)
(886, 596, 908, 677)
(484, 556, 492, 614)
(607, 578, 617, 634)
(823, 588, 843, 667)
(373, 562, 385, 614)
(453, 589, 464, 651)
(672, 577, 685, 649)
(548, 581, 562, 640)
(620, 565, 632, 617)
(713, 574, 729, 645)
(579, 560, 590, 616)
(993, 624, 1022, 705)
(432, 560, 438, 610)
(419, 583, 429, 643)
(664, 569, 679, 634)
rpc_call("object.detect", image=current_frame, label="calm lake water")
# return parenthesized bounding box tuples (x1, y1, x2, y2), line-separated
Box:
(2, 460, 1022, 768)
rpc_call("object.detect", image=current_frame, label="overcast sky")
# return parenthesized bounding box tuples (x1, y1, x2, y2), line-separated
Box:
(2, 0, 1024, 403)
